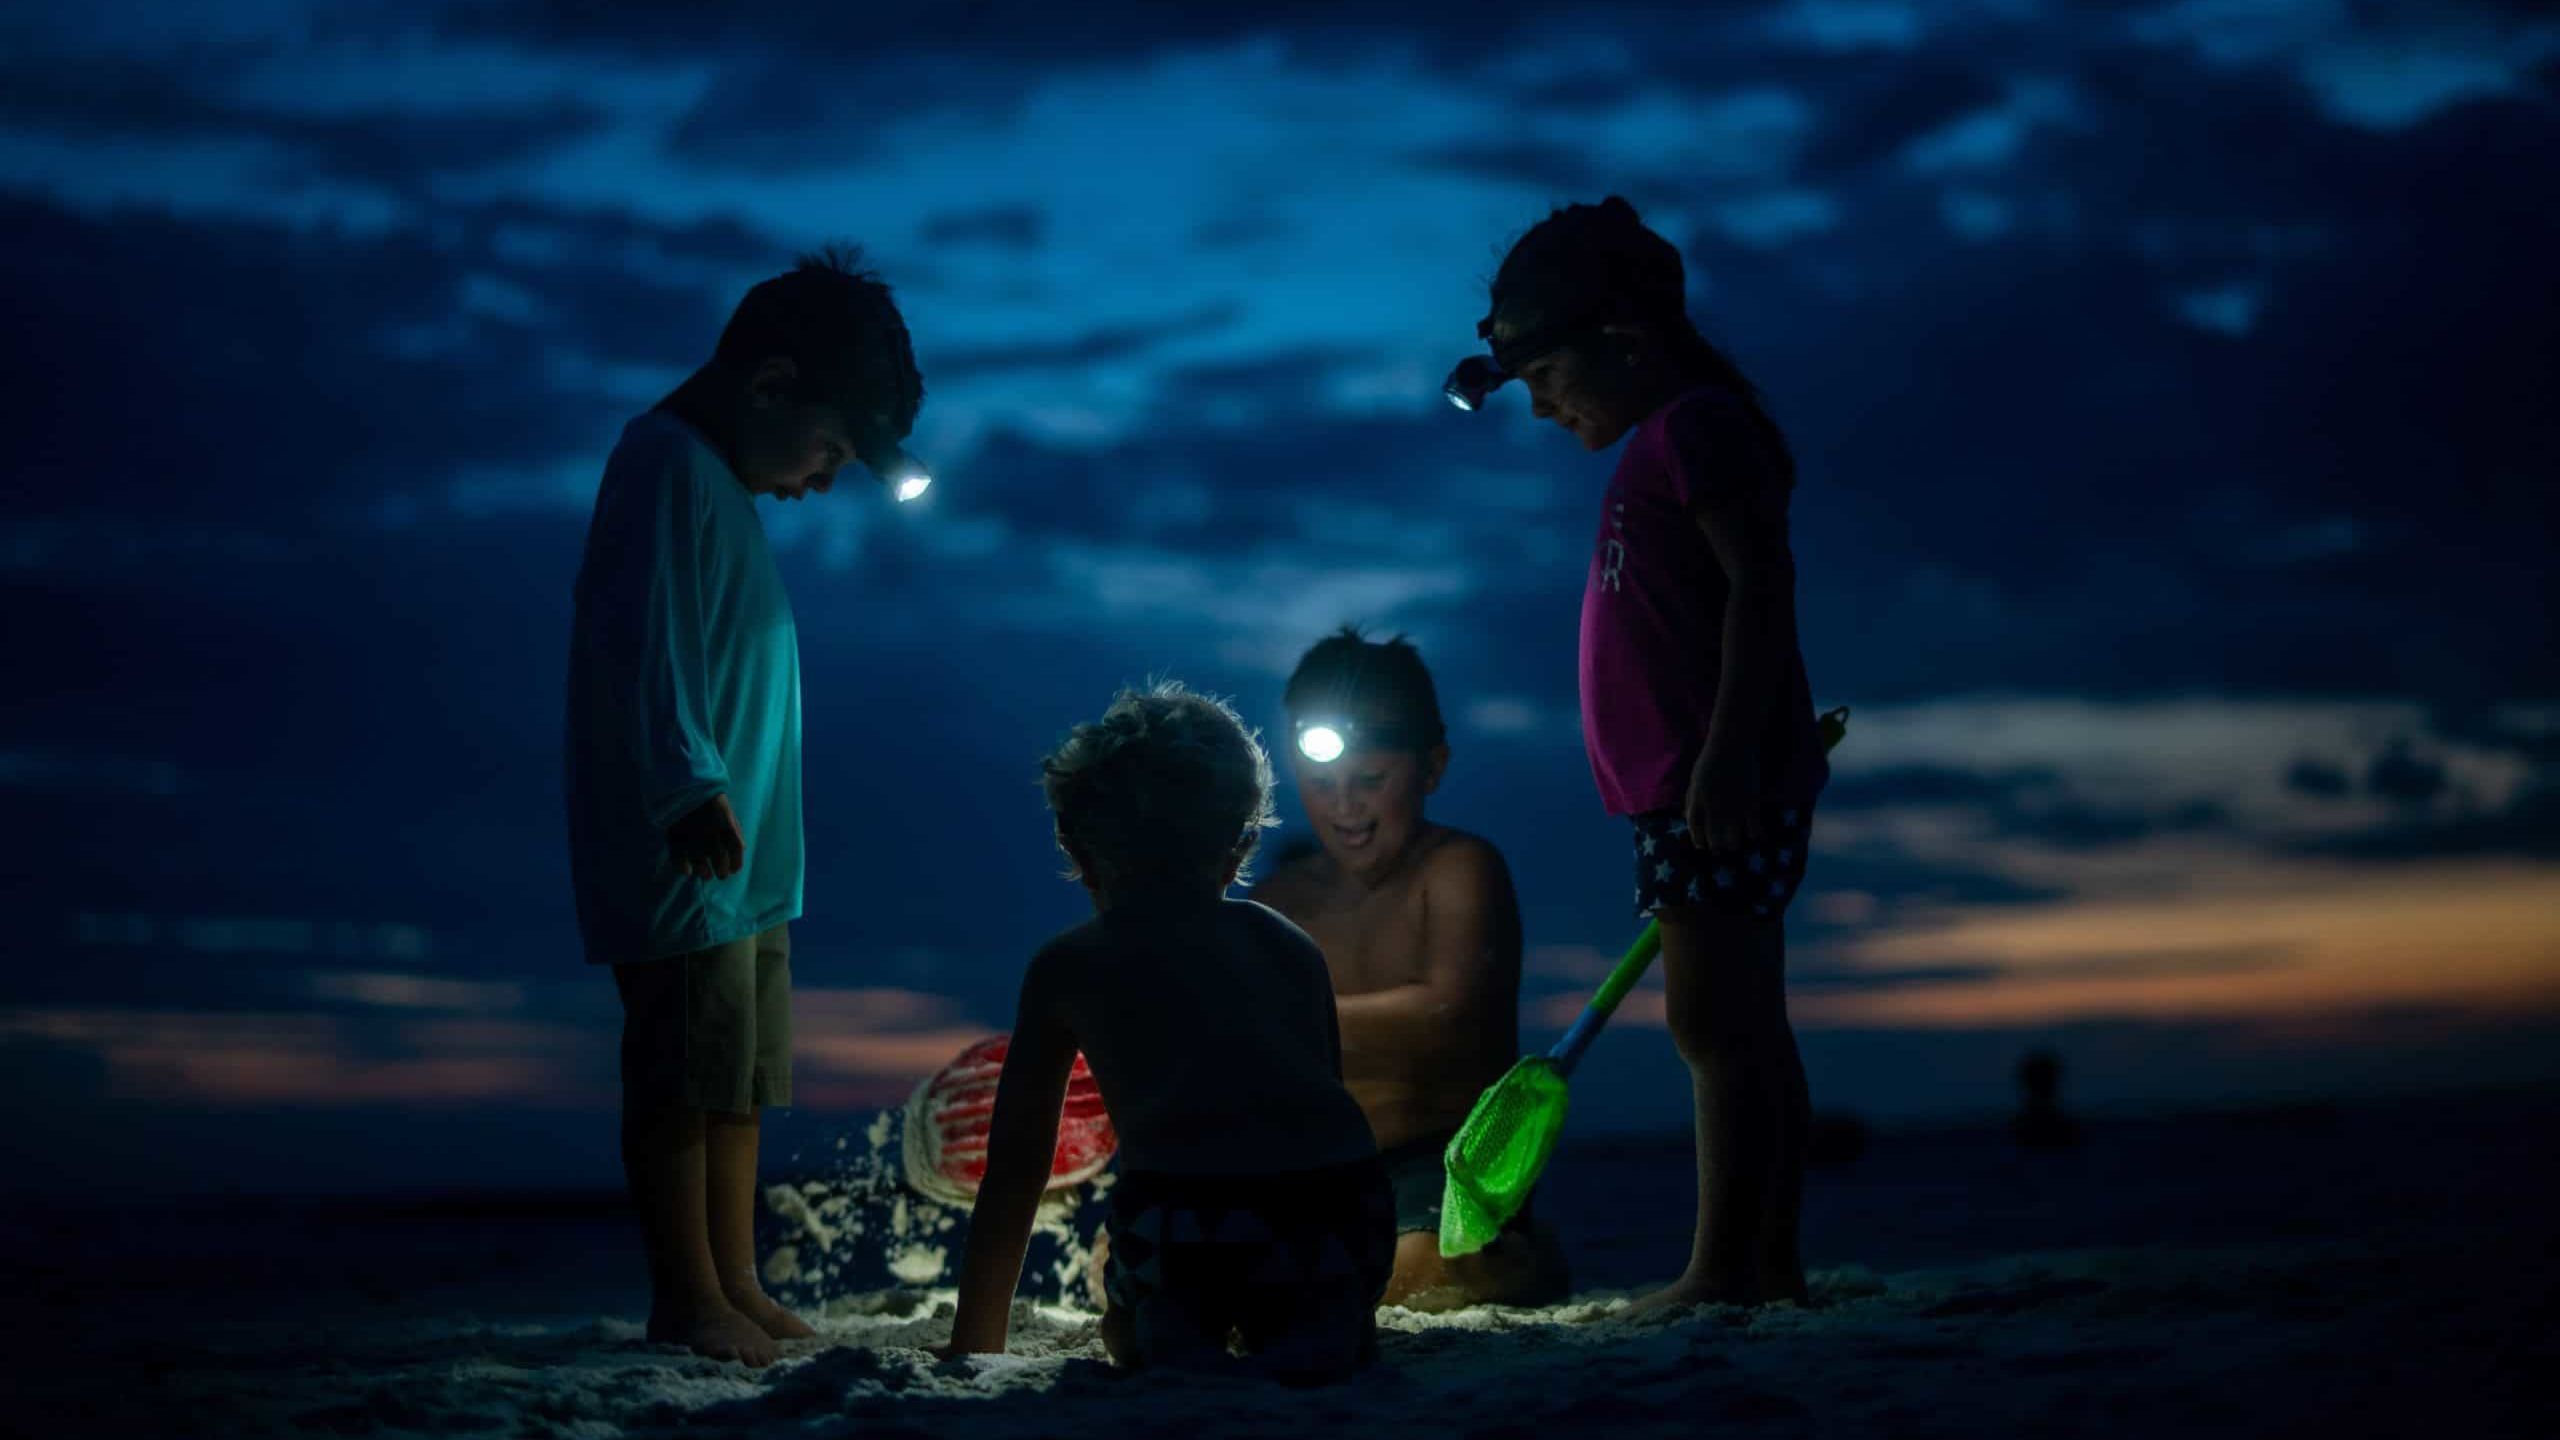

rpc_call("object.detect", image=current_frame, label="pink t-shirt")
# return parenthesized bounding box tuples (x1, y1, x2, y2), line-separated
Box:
(1578, 385, 1829, 817)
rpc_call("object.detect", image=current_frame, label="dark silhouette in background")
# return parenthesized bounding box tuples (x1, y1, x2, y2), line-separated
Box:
(2011, 1049, 2081, 1150)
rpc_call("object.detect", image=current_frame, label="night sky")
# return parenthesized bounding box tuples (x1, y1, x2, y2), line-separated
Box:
(4, 0, 2555, 1198)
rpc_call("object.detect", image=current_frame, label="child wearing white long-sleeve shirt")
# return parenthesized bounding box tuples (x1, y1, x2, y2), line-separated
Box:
(565, 244, 925, 1367)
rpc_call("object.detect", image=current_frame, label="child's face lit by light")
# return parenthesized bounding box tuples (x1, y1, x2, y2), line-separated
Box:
(1290, 742, 1444, 876)
(1517, 343, 1644, 452)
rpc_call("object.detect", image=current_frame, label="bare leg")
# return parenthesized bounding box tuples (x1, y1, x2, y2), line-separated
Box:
(1099, 1300, 1140, 1367)
(623, 1097, 778, 1366)
(1382, 1224, 1572, 1312)
(1085, 1229, 1113, 1312)
(1625, 906, 1802, 1316)
(705, 1107, 815, 1340)
(1760, 1011, 1812, 1304)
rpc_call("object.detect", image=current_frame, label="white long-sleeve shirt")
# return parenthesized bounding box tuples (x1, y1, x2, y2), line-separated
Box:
(565, 410, 803, 963)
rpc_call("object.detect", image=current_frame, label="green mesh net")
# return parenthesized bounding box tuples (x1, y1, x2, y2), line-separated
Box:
(1437, 707, 1851, 1260)
(1438, 1055, 1571, 1257)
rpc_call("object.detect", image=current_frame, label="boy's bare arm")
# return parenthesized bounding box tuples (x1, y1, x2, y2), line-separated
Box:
(1331, 839, 1521, 1057)
(945, 956, 1077, 1355)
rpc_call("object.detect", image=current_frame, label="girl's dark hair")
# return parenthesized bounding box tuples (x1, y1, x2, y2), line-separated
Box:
(716, 242, 925, 441)
(1492, 196, 1793, 485)
(1283, 626, 1448, 753)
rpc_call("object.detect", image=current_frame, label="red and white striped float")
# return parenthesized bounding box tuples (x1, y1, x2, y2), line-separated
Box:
(901, 1034, 1117, 1206)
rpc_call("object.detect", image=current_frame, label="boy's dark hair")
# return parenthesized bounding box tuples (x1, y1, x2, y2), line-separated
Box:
(1491, 196, 1793, 485)
(717, 242, 925, 441)
(1041, 680, 1279, 890)
(1282, 626, 1448, 754)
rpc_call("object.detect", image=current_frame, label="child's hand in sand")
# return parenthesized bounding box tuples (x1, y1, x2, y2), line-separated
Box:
(667, 794, 746, 880)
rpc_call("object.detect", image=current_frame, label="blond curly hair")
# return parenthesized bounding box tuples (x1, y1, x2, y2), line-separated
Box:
(1040, 680, 1278, 890)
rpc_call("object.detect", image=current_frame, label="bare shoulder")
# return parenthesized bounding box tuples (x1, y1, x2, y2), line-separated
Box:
(1024, 919, 1105, 994)
(1228, 897, 1327, 968)
(1231, 895, 1317, 944)
(1247, 845, 1327, 921)
(1419, 827, 1518, 905)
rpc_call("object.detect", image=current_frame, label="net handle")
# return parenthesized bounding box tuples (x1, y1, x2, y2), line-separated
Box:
(1545, 920, 1661, 1078)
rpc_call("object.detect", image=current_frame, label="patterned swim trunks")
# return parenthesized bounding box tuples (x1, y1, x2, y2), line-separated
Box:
(1104, 1155, 1395, 1367)
(1628, 800, 1815, 920)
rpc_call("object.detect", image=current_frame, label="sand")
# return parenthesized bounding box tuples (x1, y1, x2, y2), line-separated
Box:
(20, 1092, 2556, 1438)
(66, 1238, 2549, 1439)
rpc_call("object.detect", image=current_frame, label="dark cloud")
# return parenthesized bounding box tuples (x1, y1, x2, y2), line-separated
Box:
(1819, 766, 2232, 850)
(1187, 212, 1296, 251)
(1820, 765, 2057, 809)
(1795, 63, 2010, 176)
(1802, 848, 2070, 911)
(0, 188, 801, 539)
(2429, 702, 2560, 765)
(467, 195, 789, 273)
(2, 196, 576, 521)
(916, 204, 1046, 251)
(0, 53, 608, 186)
(437, 0, 1533, 71)
(1406, 138, 1602, 194)
(923, 300, 1244, 379)
(2365, 738, 2449, 806)
(2303, 783, 2560, 861)
(2285, 757, 2354, 798)
(659, 52, 1033, 174)
(1692, 64, 2560, 701)
(1155, 344, 1388, 417)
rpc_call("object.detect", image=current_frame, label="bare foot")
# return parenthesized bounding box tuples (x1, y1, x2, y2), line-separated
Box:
(725, 1286, 818, 1342)
(1620, 1275, 1757, 1323)
(650, 1304, 781, 1366)
(1086, 1230, 1112, 1313)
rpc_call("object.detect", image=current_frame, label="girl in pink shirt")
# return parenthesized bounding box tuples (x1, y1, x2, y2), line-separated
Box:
(1445, 196, 1828, 1311)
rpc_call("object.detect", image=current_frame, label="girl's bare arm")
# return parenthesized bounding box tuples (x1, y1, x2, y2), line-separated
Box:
(1690, 485, 1799, 849)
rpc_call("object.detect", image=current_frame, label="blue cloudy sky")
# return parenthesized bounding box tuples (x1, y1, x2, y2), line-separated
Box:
(3, 0, 2555, 1196)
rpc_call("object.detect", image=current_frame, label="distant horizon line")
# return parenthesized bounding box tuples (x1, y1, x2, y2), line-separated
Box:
(12, 1078, 2550, 1214)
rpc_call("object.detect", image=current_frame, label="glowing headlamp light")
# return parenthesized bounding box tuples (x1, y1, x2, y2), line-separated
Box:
(860, 439, 934, 503)
(1442, 353, 1510, 412)
(1291, 716, 1425, 763)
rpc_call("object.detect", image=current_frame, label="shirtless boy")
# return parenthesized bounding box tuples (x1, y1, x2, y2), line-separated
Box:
(947, 682, 1392, 1380)
(1253, 628, 1570, 1310)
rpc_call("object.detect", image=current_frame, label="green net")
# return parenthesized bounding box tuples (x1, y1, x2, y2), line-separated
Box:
(1437, 707, 1851, 1259)
(1438, 1055, 1571, 1257)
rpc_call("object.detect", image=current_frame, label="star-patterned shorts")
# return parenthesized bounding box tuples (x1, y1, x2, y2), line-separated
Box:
(1628, 800, 1815, 921)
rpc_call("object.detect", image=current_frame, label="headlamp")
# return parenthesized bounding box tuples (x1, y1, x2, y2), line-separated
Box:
(1291, 716, 1425, 763)
(859, 438, 934, 503)
(1442, 353, 1509, 412)
(1443, 298, 1629, 415)
(1297, 723, 1345, 763)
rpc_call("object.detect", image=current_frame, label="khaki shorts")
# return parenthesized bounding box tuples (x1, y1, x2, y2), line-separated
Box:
(613, 925, 792, 1112)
